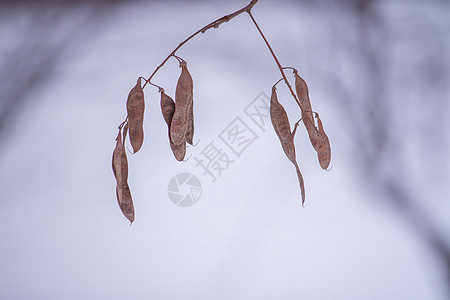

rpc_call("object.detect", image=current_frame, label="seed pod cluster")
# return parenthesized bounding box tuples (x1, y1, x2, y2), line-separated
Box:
(293, 69, 331, 170)
(114, 45, 331, 221)
(126, 78, 145, 153)
(270, 86, 305, 205)
(112, 127, 135, 224)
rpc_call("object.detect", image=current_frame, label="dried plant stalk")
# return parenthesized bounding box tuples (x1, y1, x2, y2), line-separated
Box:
(112, 0, 334, 222)
(294, 70, 313, 122)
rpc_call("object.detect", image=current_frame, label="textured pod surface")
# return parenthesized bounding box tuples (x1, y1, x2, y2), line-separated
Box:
(294, 70, 313, 122)
(316, 114, 331, 169)
(170, 65, 193, 146)
(116, 185, 135, 224)
(302, 110, 319, 151)
(126, 79, 145, 153)
(161, 92, 186, 161)
(270, 87, 292, 142)
(170, 137, 186, 161)
(112, 129, 135, 223)
(112, 130, 128, 188)
(270, 86, 305, 205)
(294, 71, 319, 151)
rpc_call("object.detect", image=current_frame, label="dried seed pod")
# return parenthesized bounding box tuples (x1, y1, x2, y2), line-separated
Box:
(161, 91, 186, 161)
(170, 63, 193, 146)
(302, 110, 319, 151)
(270, 86, 295, 162)
(112, 129, 135, 223)
(126, 78, 145, 153)
(293, 70, 319, 151)
(315, 113, 331, 170)
(112, 130, 128, 188)
(270, 86, 306, 205)
(161, 91, 175, 126)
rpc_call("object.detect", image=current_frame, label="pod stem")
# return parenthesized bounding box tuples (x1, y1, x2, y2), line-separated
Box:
(273, 78, 284, 89)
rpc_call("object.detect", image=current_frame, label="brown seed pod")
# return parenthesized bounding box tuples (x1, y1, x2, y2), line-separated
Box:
(126, 78, 145, 153)
(112, 129, 135, 223)
(170, 63, 193, 146)
(302, 110, 319, 151)
(160, 91, 186, 161)
(112, 130, 128, 188)
(160, 91, 175, 126)
(294, 70, 313, 122)
(270, 86, 306, 205)
(315, 113, 331, 170)
(293, 70, 319, 151)
(270, 87, 292, 148)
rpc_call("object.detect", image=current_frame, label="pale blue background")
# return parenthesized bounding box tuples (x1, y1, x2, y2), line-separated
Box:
(0, 0, 448, 299)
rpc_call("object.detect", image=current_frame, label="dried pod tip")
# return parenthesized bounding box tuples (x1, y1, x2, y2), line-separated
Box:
(179, 60, 187, 68)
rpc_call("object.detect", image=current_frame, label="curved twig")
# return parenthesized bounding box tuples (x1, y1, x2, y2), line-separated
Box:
(142, 0, 259, 89)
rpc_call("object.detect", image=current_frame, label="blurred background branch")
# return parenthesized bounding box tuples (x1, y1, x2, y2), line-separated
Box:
(322, 0, 449, 291)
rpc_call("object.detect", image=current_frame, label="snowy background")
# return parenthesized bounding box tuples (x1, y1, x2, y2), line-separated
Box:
(0, 0, 448, 299)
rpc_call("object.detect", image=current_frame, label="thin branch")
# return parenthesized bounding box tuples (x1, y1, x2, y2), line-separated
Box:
(142, 0, 259, 89)
(247, 11, 301, 109)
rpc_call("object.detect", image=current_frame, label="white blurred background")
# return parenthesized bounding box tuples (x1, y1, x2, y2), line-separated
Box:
(0, 0, 448, 299)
